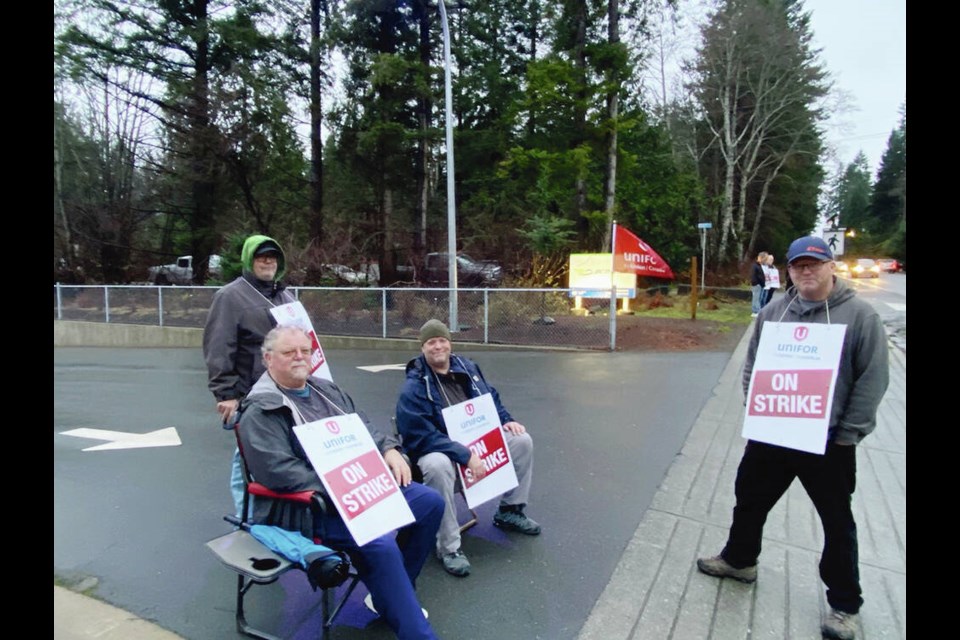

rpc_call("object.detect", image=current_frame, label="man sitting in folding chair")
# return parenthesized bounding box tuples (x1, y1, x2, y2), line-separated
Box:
(396, 319, 542, 578)
(237, 325, 444, 640)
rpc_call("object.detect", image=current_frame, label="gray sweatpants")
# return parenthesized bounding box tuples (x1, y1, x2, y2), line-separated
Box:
(417, 430, 534, 555)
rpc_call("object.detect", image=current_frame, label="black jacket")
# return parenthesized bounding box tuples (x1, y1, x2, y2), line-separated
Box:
(750, 262, 766, 287)
(750, 262, 767, 287)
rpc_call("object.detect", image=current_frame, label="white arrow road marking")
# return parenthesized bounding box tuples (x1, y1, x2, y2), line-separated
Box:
(356, 364, 407, 373)
(887, 303, 906, 311)
(60, 427, 182, 451)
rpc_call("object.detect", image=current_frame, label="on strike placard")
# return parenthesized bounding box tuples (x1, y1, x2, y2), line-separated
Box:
(294, 413, 413, 546)
(442, 393, 519, 509)
(269, 301, 333, 381)
(742, 322, 847, 454)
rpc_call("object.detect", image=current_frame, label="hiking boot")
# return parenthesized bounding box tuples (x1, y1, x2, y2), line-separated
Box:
(440, 550, 471, 577)
(821, 609, 858, 640)
(696, 555, 757, 583)
(493, 508, 542, 535)
(364, 593, 429, 619)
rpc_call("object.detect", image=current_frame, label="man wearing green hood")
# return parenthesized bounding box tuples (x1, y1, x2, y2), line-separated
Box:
(203, 235, 296, 516)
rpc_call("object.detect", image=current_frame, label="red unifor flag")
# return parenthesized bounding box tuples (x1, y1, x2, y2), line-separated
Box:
(612, 224, 675, 279)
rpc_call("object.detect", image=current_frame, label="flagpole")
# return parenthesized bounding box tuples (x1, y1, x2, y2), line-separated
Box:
(610, 220, 617, 289)
(610, 220, 617, 351)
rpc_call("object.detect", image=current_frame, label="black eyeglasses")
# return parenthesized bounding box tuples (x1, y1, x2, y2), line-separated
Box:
(788, 261, 828, 273)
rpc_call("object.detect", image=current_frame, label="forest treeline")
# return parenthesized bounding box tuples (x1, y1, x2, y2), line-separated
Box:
(53, 0, 905, 286)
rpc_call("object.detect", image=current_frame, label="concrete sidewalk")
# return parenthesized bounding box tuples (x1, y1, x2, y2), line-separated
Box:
(54, 585, 184, 640)
(578, 327, 906, 640)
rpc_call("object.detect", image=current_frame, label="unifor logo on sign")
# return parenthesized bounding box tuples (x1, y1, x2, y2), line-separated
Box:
(325, 420, 340, 434)
(794, 326, 809, 341)
(465, 403, 475, 416)
(623, 252, 656, 264)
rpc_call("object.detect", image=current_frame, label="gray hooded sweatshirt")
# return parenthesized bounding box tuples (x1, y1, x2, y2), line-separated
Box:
(742, 276, 889, 446)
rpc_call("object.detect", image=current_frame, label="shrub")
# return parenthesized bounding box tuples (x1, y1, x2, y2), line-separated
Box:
(645, 291, 674, 310)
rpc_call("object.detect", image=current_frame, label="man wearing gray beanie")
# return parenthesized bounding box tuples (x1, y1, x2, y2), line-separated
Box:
(396, 319, 540, 577)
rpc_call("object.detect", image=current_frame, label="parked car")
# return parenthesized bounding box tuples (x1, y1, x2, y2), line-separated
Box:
(850, 258, 880, 279)
(876, 258, 901, 273)
(148, 254, 222, 285)
(320, 263, 376, 285)
(397, 252, 503, 287)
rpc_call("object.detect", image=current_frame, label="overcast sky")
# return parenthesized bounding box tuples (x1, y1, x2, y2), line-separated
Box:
(653, 0, 905, 178)
(803, 0, 906, 175)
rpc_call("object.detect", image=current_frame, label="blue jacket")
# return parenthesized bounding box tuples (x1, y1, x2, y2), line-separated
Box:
(396, 354, 514, 466)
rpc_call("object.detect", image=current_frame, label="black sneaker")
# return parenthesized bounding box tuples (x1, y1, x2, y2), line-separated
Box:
(493, 509, 542, 535)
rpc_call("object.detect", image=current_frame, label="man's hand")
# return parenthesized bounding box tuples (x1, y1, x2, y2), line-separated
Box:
(502, 421, 526, 435)
(383, 449, 412, 487)
(217, 399, 240, 424)
(466, 453, 487, 481)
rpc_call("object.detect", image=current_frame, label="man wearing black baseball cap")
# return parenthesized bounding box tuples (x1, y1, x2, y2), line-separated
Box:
(203, 234, 295, 518)
(697, 235, 889, 640)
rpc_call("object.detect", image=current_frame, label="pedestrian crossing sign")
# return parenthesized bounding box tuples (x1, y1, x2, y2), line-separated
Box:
(822, 230, 845, 257)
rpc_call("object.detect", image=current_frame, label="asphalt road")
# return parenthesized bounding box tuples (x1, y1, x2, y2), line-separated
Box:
(54, 345, 734, 640)
(837, 270, 906, 350)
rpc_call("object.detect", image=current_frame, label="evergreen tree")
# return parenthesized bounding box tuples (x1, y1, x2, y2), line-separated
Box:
(325, 0, 426, 282)
(689, 0, 828, 267)
(825, 152, 872, 232)
(869, 103, 906, 260)
(57, 0, 300, 283)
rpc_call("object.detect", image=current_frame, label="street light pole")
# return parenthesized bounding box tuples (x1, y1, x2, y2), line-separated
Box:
(438, 0, 458, 331)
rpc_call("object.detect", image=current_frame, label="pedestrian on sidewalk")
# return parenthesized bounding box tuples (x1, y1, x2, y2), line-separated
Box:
(697, 235, 889, 640)
(760, 253, 780, 308)
(750, 251, 768, 317)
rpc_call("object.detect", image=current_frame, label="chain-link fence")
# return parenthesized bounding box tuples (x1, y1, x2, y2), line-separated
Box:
(54, 284, 622, 349)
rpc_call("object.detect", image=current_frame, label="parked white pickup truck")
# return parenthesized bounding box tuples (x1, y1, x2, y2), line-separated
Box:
(148, 254, 222, 285)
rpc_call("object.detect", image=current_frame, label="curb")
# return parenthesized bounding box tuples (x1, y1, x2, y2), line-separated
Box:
(54, 586, 184, 640)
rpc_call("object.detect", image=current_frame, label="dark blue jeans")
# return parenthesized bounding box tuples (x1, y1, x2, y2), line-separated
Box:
(751, 285, 763, 313)
(721, 440, 862, 614)
(318, 482, 444, 639)
(760, 288, 773, 308)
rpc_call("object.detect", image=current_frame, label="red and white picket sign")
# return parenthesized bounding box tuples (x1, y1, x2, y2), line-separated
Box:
(442, 393, 519, 509)
(270, 301, 333, 381)
(743, 322, 847, 454)
(294, 414, 414, 546)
